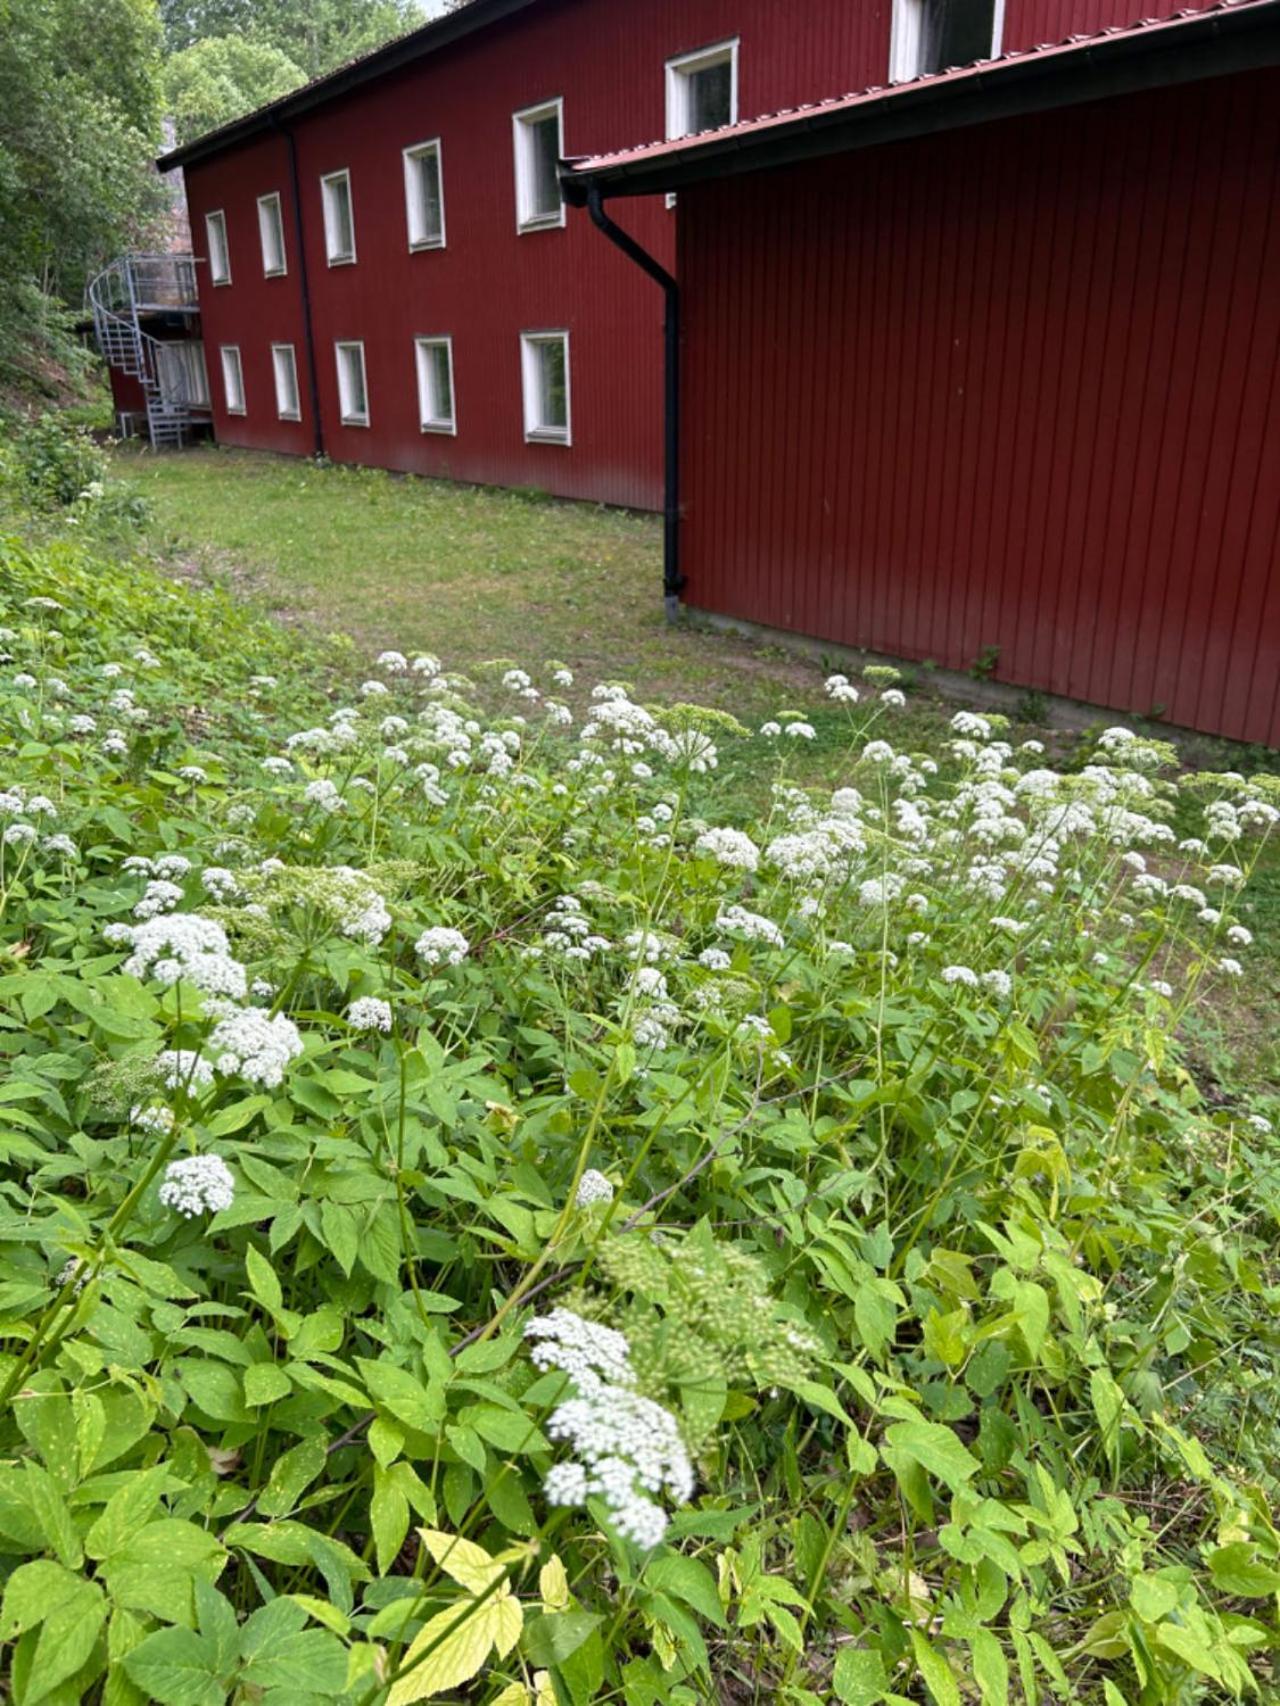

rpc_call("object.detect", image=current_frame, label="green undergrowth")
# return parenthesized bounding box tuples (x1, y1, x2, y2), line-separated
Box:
(0, 456, 1278, 1704)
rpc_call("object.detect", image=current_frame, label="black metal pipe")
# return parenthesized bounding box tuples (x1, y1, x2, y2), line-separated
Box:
(274, 117, 325, 459)
(584, 184, 683, 619)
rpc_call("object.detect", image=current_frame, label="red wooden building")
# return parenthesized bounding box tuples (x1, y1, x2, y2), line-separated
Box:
(150, 0, 1236, 512)
(564, 0, 1280, 745)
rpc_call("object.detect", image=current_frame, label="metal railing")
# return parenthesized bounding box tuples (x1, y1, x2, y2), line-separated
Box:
(88, 254, 207, 449)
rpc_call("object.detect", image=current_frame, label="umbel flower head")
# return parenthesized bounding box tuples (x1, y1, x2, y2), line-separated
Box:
(525, 1308, 693, 1550)
(415, 926, 470, 967)
(208, 1008, 304, 1087)
(575, 1169, 614, 1208)
(159, 1154, 235, 1218)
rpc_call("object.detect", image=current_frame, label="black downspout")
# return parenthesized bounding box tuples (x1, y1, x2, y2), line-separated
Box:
(584, 185, 683, 620)
(274, 117, 325, 459)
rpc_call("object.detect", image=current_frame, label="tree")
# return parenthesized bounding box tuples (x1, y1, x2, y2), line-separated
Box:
(164, 36, 305, 145)
(0, 0, 166, 386)
(158, 0, 427, 82)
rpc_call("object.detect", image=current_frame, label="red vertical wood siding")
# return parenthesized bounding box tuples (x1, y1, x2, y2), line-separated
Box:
(180, 0, 894, 509)
(1003, 0, 1221, 53)
(679, 67, 1280, 745)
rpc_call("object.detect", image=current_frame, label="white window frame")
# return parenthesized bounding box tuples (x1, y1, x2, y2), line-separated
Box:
(219, 345, 245, 415)
(256, 192, 287, 277)
(205, 209, 231, 286)
(403, 139, 446, 251)
(334, 340, 369, 427)
(415, 337, 456, 435)
(889, 0, 1003, 82)
(320, 168, 357, 266)
(271, 343, 300, 421)
(665, 39, 739, 140)
(512, 98, 565, 233)
(156, 340, 209, 408)
(520, 330, 571, 446)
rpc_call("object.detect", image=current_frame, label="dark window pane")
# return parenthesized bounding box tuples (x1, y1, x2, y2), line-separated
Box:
(922, 0, 995, 73)
(689, 59, 732, 132)
(431, 345, 452, 418)
(531, 115, 561, 217)
(417, 153, 442, 238)
(538, 341, 566, 428)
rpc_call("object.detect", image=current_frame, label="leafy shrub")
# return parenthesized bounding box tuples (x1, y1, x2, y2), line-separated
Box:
(0, 526, 1276, 1704)
(3, 412, 107, 507)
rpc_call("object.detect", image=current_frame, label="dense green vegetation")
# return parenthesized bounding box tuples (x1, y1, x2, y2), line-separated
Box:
(0, 426, 1277, 1702)
(0, 0, 426, 391)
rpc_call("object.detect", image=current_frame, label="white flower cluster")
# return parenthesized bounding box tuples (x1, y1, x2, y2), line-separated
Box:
(574, 1169, 614, 1207)
(208, 1008, 304, 1087)
(347, 996, 393, 1032)
(693, 826, 760, 872)
(716, 904, 784, 949)
(526, 1309, 693, 1549)
(111, 913, 247, 1000)
(159, 1154, 235, 1218)
(415, 926, 470, 966)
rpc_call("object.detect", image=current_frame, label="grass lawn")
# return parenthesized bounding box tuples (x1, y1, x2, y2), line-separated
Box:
(114, 441, 1280, 1096)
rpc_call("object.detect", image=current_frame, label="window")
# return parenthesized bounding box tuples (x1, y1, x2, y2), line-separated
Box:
(321, 169, 356, 265)
(414, 337, 455, 434)
(665, 40, 738, 139)
(157, 341, 209, 408)
(257, 192, 287, 276)
(404, 140, 446, 250)
(219, 345, 245, 414)
(512, 99, 564, 232)
(272, 344, 300, 421)
(890, 0, 1002, 81)
(520, 331, 570, 444)
(206, 210, 231, 285)
(335, 341, 368, 426)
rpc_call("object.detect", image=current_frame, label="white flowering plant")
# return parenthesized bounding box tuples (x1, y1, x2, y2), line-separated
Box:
(0, 510, 1276, 1706)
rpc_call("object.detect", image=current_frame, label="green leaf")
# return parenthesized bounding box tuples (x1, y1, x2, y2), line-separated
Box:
(521, 1609, 604, 1667)
(0, 1558, 83, 1638)
(256, 1436, 328, 1518)
(970, 1629, 1009, 1706)
(245, 1244, 283, 1314)
(122, 1625, 226, 1706)
(358, 1359, 444, 1433)
(371, 1461, 410, 1575)
(909, 1629, 961, 1706)
(244, 1363, 292, 1407)
(1207, 1543, 1280, 1598)
(85, 1462, 169, 1561)
(832, 1646, 888, 1704)
(27, 1578, 107, 1705)
(883, 1421, 980, 1493)
(644, 1553, 726, 1628)
(319, 1200, 358, 1276)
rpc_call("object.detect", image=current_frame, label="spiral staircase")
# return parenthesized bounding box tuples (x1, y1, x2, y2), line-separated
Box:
(88, 254, 208, 450)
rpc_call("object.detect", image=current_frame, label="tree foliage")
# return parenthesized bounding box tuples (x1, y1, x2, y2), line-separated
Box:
(163, 35, 306, 145)
(0, 0, 166, 388)
(159, 0, 428, 82)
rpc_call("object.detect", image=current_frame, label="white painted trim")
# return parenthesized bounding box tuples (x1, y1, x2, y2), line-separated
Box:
(205, 210, 231, 286)
(271, 343, 300, 421)
(992, 0, 1006, 57)
(664, 37, 739, 138)
(320, 168, 357, 266)
(334, 340, 369, 427)
(219, 344, 245, 414)
(519, 329, 571, 446)
(512, 97, 566, 233)
(403, 139, 447, 251)
(256, 192, 287, 277)
(414, 336, 457, 434)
